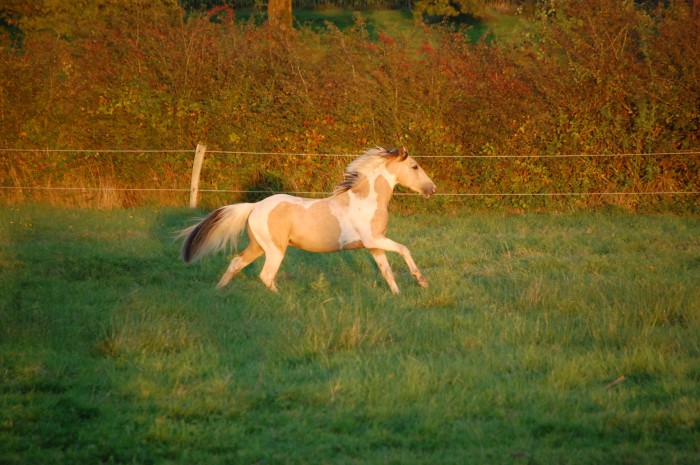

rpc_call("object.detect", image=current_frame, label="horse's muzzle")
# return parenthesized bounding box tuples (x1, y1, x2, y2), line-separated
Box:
(422, 184, 437, 198)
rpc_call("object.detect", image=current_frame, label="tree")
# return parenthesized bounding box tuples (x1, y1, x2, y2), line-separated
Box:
(268, 0, 292, 31)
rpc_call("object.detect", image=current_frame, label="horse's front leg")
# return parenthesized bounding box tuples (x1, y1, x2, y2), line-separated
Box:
(365, 237, 429, 289)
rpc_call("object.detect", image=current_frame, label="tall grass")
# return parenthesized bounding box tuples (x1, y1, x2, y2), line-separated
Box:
(0, 206, 698, 464)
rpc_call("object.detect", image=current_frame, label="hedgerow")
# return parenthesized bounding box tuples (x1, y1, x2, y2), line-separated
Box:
(1, 1, 698, 210)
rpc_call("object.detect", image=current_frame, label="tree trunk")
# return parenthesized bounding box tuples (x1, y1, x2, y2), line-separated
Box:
(267, 0, 292, 31)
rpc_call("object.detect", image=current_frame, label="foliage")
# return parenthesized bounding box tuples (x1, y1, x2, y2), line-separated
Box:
(413, 0, 489, 18)
(1, 206, 699, 464)
(16, 0, 182, 40)
(268, 0, 294, 31)
(178, 0, 411, 9)
(0, 0, 698, 210)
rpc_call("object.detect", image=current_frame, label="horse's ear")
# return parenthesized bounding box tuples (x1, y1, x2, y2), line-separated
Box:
(387, 146, 408, 160)
(386, 146, 409, 161)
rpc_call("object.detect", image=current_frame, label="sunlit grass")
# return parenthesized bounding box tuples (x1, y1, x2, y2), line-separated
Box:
(1, 206, 698, 464)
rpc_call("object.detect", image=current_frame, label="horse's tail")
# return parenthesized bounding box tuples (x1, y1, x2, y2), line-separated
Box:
(180, 203, 255, 264)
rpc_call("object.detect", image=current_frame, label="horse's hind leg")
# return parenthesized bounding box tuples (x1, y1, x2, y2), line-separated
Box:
(370, 249, 400, 295)
(259, 248, 285, 292)
(217, 229, 264, 288)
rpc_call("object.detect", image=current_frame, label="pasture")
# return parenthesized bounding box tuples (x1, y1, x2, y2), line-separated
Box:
(1, 205, 698, 464)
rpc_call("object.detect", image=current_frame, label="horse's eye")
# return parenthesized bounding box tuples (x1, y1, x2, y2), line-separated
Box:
(412, 165, 419, 170)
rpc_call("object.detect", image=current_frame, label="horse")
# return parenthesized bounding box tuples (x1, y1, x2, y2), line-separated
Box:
(180, 146, 437, 294)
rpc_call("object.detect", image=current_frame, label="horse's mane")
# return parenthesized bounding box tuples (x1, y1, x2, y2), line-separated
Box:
(333, 147, 394, 196)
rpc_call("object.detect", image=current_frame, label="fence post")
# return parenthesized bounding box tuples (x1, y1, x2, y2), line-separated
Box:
(189, 143, 206, 208)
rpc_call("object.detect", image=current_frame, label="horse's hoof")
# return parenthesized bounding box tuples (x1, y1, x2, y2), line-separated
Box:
(418, 277, 429, 288)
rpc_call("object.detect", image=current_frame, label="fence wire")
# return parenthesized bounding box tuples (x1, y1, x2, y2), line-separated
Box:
(2, 148, 700, 159)
(2, 147, 699, 198)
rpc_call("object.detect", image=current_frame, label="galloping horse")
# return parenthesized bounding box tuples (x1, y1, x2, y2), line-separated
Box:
(180, 146, 436, 294)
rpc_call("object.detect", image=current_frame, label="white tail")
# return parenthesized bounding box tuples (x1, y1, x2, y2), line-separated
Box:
(181, 203, 255, 263)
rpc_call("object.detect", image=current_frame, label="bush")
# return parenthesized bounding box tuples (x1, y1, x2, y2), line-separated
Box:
(1, 0, 698, 210)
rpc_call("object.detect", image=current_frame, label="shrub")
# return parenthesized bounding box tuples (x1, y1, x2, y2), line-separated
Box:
(1, 0, 697, 210)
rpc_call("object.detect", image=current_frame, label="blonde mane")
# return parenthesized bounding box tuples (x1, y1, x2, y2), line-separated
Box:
(333, 147, 392, 196)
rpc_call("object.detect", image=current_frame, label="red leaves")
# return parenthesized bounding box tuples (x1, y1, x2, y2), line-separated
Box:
(206, 6, 235, 26)
(378, 32, 395, 45)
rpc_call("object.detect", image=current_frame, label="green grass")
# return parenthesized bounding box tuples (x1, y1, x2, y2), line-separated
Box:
(1, 205, 699, 464)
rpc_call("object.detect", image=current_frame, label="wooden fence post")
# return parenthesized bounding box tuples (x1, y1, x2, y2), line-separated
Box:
(189, 143, 206, 208)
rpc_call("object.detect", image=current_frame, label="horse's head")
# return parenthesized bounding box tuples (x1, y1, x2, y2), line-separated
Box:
(386, 147, 437, 198)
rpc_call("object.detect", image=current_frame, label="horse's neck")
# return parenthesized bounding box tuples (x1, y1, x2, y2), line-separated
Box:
(349, 172, 395, 209)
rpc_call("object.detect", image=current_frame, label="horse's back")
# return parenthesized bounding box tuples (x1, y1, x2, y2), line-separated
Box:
(248, 194, 349, 253)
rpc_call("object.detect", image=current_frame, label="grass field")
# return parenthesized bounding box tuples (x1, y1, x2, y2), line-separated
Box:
(1, 205, 699, 464)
